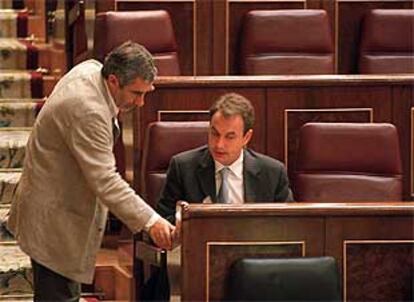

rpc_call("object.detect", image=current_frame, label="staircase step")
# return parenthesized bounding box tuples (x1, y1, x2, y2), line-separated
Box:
(0, 205, 14, 242)
(0, 38, 39, 70)
(0, 1, 15, 9)
(0, 129, 31, 169)
(0, 99, 43, 127)
(0, 71, 43, 98)
(0, 242, 33, 297)
(0, 171, 21, 205)
(0, 9, 28, 39)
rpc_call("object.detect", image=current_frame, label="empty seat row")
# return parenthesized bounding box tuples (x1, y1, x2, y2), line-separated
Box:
(240, 8, 414, 74)
(92, 9, 414, 76)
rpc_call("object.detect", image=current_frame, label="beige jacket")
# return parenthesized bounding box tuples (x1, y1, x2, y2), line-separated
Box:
(7, 60, 155, 283)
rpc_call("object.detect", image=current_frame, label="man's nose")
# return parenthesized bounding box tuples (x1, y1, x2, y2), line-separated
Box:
(135, 95, 144, 105)
(215, 136, 225, 148)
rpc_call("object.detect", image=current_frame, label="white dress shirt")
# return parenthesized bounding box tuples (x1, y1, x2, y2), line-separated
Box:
(215, 151, 244, 204)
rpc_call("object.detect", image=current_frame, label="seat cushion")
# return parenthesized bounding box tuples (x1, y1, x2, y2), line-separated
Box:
(240, 10, 334, 75)
(359, 9, 414, 74)
(225, 257, 341, 301)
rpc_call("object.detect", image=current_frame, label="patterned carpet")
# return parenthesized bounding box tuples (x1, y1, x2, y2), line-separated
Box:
(0, 1, 101, 299)
(0, 0, 42, 298)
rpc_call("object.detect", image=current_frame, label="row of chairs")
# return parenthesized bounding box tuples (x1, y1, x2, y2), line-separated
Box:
(138, 122, 402, 301)
(93, 9, 414, 75)
(241, 9, 414, 74)
(141, 122, 403, 208)
(90, 8, 411, 184)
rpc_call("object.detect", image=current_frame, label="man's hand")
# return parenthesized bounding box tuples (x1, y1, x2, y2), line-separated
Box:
(148, 217, 175, 250)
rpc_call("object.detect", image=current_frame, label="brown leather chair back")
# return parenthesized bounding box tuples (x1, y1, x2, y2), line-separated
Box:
(294, 123, 403, 202)
(225, 257, 341, 301)
(359, 9, 414, 74)
(93, 10, 180, 75)
(239, 10, 334, 75)
(140, 121, 209, 208)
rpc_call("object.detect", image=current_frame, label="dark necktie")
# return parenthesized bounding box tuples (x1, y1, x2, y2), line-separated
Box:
(217, 167, 230, 203)
(112, 117, 121, 144)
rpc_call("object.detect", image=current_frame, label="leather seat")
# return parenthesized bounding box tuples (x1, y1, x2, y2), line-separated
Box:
(137, 121, 209, 300)
(93, 10, 180, 75)
(92, 10, 181, 180)
(293, 123, 403, 202)
(225, 257, 341, 301)
(239, 10, 334, 75)
(359, 9, 414, 74)
(140, 121, 209, 208)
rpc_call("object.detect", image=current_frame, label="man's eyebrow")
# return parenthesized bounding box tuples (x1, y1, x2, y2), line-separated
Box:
(211, 126, 237, 136)
(129, 89, 145, 95)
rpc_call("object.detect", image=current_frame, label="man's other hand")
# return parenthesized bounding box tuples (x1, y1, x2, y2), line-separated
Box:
(148, 217, 175, 250)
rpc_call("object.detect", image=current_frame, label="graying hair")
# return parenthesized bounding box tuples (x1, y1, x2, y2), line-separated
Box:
(101, 41, 157, 86)
(209, 93, 255, 134)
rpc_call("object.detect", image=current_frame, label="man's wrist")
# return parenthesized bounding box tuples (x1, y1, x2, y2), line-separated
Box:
(143, 212, 161, 232)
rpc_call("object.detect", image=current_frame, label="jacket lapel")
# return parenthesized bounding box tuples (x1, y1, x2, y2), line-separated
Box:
(196, 149, 217, 202)
(243, 149, 261, 203)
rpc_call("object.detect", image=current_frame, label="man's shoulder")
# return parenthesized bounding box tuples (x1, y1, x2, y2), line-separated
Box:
(245, 148, 285, 169)
(70, 59, 102, 74)
(173, 145, 209, 163)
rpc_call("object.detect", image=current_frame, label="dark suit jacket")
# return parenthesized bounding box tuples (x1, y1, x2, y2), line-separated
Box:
(157, 146, 293, 223)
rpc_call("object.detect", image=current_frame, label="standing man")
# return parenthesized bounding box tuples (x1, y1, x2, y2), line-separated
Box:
(157, 92, 293, 224)
(7, 41, 174, 301)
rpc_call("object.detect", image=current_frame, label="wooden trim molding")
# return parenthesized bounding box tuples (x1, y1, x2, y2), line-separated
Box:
(157, 109, 209, 121)
(192, 0, 197, 75)
(411, 107, 414, 198)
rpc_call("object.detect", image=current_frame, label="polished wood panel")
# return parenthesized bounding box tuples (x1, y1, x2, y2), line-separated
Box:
(344, 241, 413, 301)
(133, 75, 414, 200)
(179, 202, 414, 301)
(157, 110, 209, 122)
(412, 108, 414, 198)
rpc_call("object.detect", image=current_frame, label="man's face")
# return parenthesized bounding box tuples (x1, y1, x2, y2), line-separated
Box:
(108, 74, 155, 113)
(208, 111, 253, 166)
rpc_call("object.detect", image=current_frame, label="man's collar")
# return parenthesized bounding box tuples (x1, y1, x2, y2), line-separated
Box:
(214, 150, 244, 177)
(102, 76, 119, 117)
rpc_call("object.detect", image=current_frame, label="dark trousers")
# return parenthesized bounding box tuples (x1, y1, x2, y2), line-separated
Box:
(31, 259, 81, 302)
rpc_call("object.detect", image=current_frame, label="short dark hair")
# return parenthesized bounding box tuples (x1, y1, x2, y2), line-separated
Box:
(101, 41, 157, 86)
(209, 93, 255, 133)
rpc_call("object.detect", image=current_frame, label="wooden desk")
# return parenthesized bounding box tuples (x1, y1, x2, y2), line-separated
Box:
(179, 202, 414, 301)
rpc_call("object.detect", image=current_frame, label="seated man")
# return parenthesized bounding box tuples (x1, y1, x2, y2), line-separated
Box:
(157, 92, 293, 224)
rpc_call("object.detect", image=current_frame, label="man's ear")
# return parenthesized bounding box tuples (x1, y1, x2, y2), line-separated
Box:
(107, 74, 120, 89)
(243, 129, 253, 146)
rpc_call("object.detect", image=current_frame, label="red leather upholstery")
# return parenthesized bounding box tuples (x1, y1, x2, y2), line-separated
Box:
(140, 121, 209, 208)
(93, 10, 180, 75)
(359, 9, 414, 74)
(239, 10, 334, 75)
(294, 123, 403, 202)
